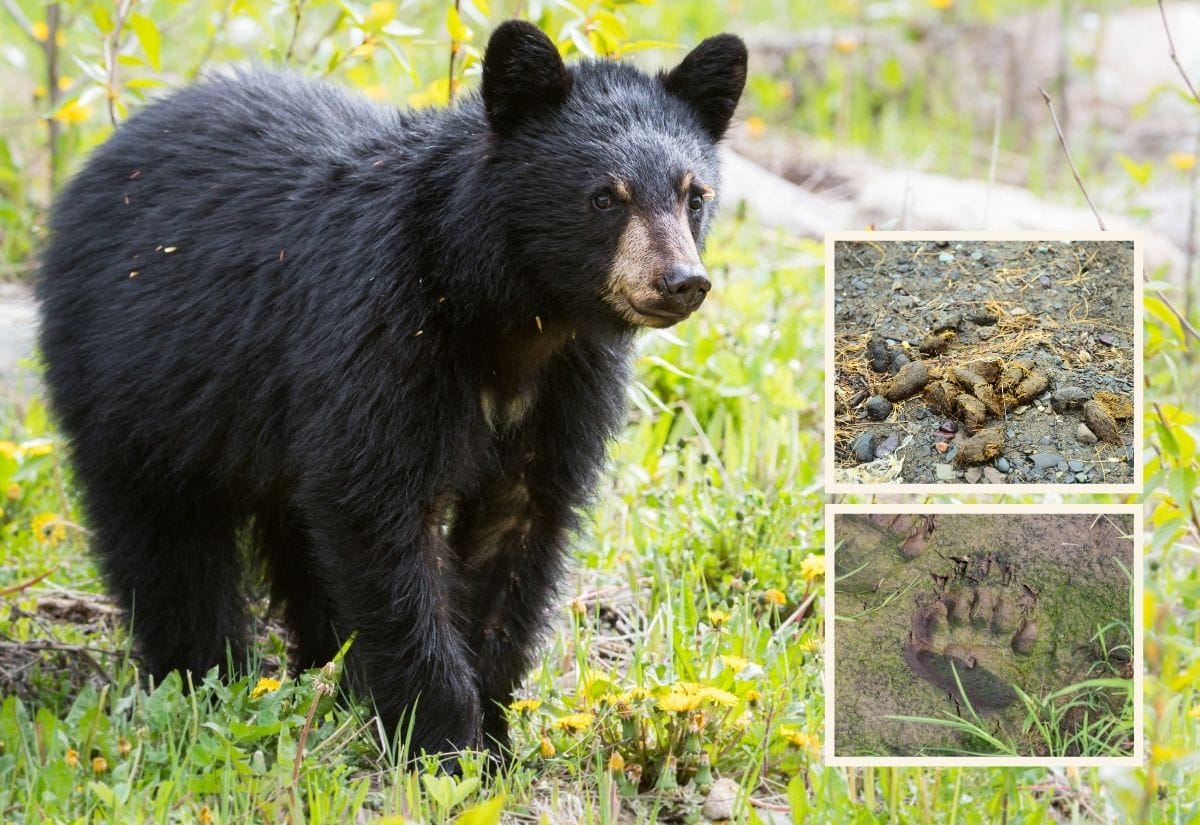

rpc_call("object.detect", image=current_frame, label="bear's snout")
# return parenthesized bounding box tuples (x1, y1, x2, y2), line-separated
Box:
(658, 263, 711, 311)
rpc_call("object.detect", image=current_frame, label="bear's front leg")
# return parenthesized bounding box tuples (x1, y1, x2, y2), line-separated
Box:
(452, 471, 574, 750)
(305, 501, 483, 759)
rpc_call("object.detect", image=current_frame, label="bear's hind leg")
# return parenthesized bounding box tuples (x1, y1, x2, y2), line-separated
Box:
(87, 487, 250, 683)
(256, 506, 341, 672)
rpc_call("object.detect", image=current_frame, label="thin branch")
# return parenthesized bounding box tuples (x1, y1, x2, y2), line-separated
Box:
(447, 0, 462, 104)
(1039, 86, 1105, 230)
(0, 568, 56, 598)
(1158, 0, 1200, 107)
(103, 0, 136, 128)
(284, 0, 307, 65)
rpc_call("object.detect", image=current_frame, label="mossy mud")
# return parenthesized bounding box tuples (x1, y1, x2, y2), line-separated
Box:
(833, 513, 1132, 756)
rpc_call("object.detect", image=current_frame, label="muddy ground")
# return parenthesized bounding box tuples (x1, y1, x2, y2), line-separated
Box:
(833, 513, 1134, 757)
(832, 240, 1135, 485)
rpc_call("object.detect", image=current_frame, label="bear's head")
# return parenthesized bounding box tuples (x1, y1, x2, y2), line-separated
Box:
(480, 20, 747, 332)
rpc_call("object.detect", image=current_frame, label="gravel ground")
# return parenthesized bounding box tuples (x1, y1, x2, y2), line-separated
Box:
(832, 240, 1135, 486)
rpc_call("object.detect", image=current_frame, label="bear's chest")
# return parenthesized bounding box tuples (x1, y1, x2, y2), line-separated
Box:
(478, 322, 571, 434)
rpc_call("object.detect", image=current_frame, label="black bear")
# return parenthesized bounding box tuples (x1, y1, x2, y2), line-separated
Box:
(37, 21, 746, 757)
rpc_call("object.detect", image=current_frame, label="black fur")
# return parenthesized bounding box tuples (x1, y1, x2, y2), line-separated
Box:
(36, 21, 745, 758)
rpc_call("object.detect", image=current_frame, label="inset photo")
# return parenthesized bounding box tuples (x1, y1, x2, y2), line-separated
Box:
(825, 232, 1142, 492)
(825, 505, 1142, 766)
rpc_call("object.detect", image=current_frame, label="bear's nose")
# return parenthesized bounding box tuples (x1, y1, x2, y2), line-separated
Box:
(661, 264, 711, 304)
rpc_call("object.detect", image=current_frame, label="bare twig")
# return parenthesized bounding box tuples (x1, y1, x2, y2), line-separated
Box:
(1158, 0, 1200, 106)
(284, 0, 307, 65)
(1039, 86, 1105, 230)
(447, 0, 462, 104)
(0, 568, 56, 598)
(45, 3, 62, 190)
(103, 0, 136, 128)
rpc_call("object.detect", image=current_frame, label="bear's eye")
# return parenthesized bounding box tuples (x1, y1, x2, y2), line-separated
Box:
(592, 192, 614, 211)
(688, 193, 705, 212)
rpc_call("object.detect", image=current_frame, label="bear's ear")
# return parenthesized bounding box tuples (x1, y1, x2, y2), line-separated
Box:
(660, 34, 748, 141)
(482, 20, 571, 136)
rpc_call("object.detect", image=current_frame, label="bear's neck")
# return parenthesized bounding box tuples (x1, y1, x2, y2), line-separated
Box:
(477, 317, 572, 433)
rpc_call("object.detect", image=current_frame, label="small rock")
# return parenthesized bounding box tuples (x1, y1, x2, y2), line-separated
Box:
(850, 432, 877, 464)
(1052, 387, 1091, 412)
(1056, 460, 1069, 472)
(995, 457, 1011, 473)
(1041, 435, 1055, 445)
(1063, 474, 1075, 483)
(976, 327, 995, 340)
(930, 312, 961, 333)
(969, 311, 998, 326)
(945, 445, 959, 463)
(875, 433, 900, 458)
(935, 240, 950, 248)
(1039, 274, 1052, 289)
(1125, 447, 1135, 462)
(890, 350, 911, 373)
(1097, 332, 1117, 347)
(865, 395, 893, 420)
(934, 463, 959, 482)
(1031, 452, 1062, 471)
(934, 441, 950, 453)
(939, 420, 959, 434)
(938, 252, 955, 263)
(1008, 306, 1028, 316)
(849, 276, 867, 291)
(1037, 245, 1048, 253)
(1014, 405, 1028, 415)
(866, 334, 891, 373)
(702, 778, 742, 821)
(1067, 459, 1085, 472)
(1076, 423, 1098, 445)
(965, 467, 983, 483)
(970, 250, 983, 261)
(1075, 472, 1090, 483)
(982, 466, 1006, 484)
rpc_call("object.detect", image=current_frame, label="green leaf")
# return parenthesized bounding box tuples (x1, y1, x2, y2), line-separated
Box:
(1115, 153, 1153, 186)
(454, 795, 505, 825)
(128, 13, 161, 71)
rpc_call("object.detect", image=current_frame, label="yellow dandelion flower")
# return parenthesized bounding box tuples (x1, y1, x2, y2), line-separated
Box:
(832, 36, 858, 54)
(199, 805, 214, 825)
(1169, 152, 1197, 172)
(745, 688, 762, 705)
(800, 554, 826, 582)
(33, 85, 47, 100)
(31, 20, 49, 41)
(0, 440, 17, 460)
(23, 439, 53, 457)
(608, 751, 625, 771)
(65, 748, 78, 768)
(539, 736, 555, 758)
(698, 687, 739, 707)
(779, 726, 822, 758)
(54, 101, 92, 125)
(6, 483, 19, 501)
(510, 698, 542, 714)
(32, 512, 66, 545)
(799, 637, 822, 654)
(707, 609, 730, 628)
(91, 756, 108, 774)
(764, 588, 787, 607)
(929, 0, 954, 8)
(58, 76, 73, 92)
(720, 654, 749, 672)
(552, 712, 594, 731)
(658, 692, 702, 713)
(250, 676, 282, 699)
(619, 687, 650, 704)
(117, 736, 132, 757)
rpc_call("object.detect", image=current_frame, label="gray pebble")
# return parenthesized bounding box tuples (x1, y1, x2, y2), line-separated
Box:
(965, 467, 983, 484)
(995, 457, 1010, 473)
(1056, 460, 1069, 472)
(1063, 474, 1075, 484)
(1076, 424, 1098, 445)
(970, 250, 983, 261)
(865, 395, 893, 420)
(1075, 472, 1090, 483)
(945, 445, 959, 463)
(875, 433, 900, 458)
(850, 432, 876, 464)
(1031, 452, 1062, 471)
(934, 463, 959, 482)
(890, 350, 911, 373)
(1041, 435, 1055, 445)
(1052, 387, 1091, 412)
(938, 252, 955, 263)
(1067, 459, 1085, 472)
(982, 466, 1006, 484)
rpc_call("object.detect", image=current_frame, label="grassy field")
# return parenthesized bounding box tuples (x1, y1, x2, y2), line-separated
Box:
(1, 0, 1199, 822)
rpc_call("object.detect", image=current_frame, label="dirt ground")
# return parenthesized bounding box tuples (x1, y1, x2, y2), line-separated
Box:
(832, 512, 1134, 757)
(832, 240, 1135, 485)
